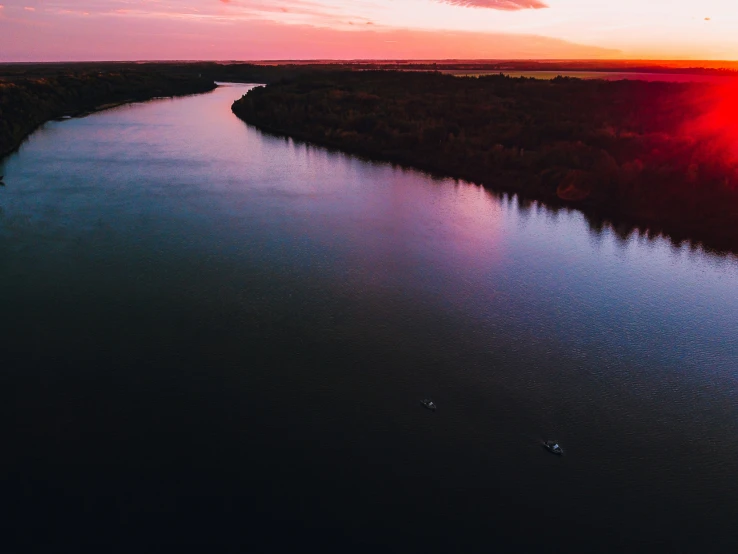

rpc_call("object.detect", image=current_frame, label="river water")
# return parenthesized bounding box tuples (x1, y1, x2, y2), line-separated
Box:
(1, 84, 737, 552)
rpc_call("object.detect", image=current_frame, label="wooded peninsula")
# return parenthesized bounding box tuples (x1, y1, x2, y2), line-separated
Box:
(233, 71, 738, 255)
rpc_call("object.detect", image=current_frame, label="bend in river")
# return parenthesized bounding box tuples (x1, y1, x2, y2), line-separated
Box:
(1, 84, 737, 552)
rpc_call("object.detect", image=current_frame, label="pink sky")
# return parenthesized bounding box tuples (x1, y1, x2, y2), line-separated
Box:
(1, 0, 736, 61)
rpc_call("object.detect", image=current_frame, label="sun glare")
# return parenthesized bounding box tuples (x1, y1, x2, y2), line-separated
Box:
(693, 82, 738, 165)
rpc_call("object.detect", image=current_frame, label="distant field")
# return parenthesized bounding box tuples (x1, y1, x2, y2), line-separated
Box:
(440, 70, 738, 83)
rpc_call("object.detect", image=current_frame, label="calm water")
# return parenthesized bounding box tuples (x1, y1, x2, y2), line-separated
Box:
(1, 84, 737, 552)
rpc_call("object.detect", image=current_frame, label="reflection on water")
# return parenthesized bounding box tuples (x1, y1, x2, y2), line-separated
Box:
(262, 127, 738, 260)
(514, 196, 738, 259)
(1, 84, 737, 552)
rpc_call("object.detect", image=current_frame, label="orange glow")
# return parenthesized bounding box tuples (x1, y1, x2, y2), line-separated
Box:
(0, 1, 737, 61)
(689, 83, 738, 166)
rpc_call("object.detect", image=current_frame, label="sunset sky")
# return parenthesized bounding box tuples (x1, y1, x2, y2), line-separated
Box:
(1, 0, 737, 61)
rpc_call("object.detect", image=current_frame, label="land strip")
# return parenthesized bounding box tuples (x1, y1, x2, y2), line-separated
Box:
(232, 70, 738, 255)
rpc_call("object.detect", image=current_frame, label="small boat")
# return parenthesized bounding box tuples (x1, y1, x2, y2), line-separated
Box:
(420, 399, 437, 411)
(544, 440, 563, 455)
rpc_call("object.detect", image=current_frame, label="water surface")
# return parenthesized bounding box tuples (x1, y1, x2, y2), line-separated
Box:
(1, 84, 737, 552)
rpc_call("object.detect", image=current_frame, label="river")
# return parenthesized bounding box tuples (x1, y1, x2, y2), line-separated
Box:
(1, 83, 737, 552)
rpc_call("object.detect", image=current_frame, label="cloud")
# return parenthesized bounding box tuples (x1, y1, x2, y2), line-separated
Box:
(436, 0, 548, 10)
(0, 14, 619, 62)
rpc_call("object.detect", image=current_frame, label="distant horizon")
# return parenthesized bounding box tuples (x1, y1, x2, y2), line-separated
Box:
(2, 59, 737, 69)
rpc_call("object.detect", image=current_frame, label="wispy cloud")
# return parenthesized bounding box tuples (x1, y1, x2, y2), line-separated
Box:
(17, 0, 365, 28)
(0, 12, 619, 62)
(436, 0, 547, 10)
(4, 0, 737, 60)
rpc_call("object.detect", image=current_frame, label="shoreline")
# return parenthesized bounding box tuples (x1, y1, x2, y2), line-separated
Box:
(232, 72, 738, 257)
(239, 118, 737, 256)
(60, 93, 202, 119)
(1, 72, 217, 160)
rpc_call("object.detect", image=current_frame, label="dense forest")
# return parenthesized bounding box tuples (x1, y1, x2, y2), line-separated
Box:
(0, 70, 216, 158)
(233, 71, 738, 254)
(344, 60, 738, 76)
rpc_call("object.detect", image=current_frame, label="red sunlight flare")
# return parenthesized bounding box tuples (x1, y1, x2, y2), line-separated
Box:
(689, 81, 738, 167)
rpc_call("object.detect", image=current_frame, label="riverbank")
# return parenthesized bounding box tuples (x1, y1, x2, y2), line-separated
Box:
(0, 71, 217, 159)
(232, 71, 738, 255)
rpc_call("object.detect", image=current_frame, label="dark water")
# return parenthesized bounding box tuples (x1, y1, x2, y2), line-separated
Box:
(1, 84, 737, 553)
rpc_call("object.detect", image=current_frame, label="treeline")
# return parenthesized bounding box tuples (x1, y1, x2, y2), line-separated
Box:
(232, 71, 738, 254)
(349, 61, 738, 76)
(0, 62, 345, 85)
(0, 70, 216, 158)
